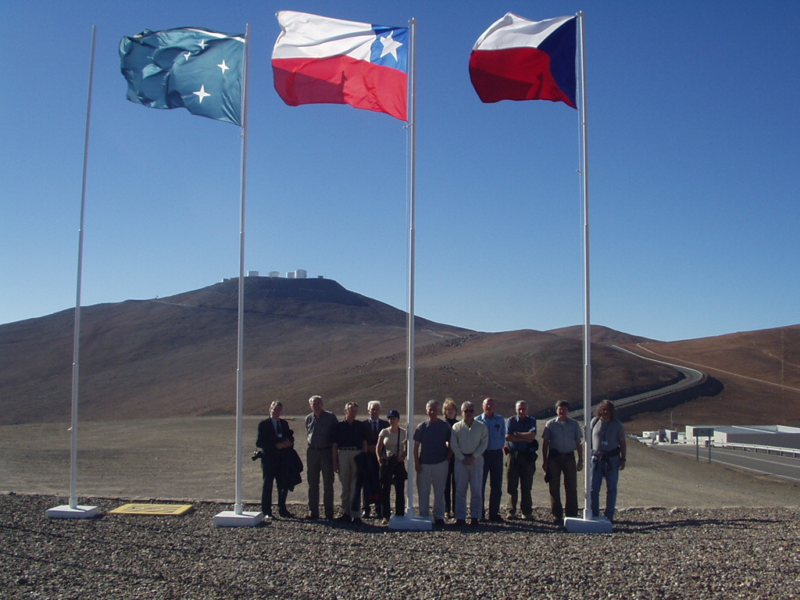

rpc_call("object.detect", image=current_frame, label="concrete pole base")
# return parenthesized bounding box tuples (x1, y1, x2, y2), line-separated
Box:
(213, 510, 264, 527)
(564, 514, 613, 533)
(388, 508, 433, 531)
(47, 504, 101, 519)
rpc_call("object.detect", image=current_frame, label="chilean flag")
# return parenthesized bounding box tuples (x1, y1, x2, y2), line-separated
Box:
(469, 13, 577, 109)
(272, 11, 409, 121)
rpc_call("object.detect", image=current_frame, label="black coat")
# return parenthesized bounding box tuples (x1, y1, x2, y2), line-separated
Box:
(257, 418, 303, 491)
(362, 418, 390, 447)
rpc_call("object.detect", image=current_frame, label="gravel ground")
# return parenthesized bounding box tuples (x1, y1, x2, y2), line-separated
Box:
(2, 493, 799, 600)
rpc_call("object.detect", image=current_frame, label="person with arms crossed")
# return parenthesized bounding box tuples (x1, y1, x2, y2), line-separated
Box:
(504, 400, 538, 521)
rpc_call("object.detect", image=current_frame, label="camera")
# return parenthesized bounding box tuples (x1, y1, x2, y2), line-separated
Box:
(251, 450, 264, 461)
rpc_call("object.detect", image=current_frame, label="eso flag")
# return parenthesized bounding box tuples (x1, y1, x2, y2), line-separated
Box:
(470, 13, 577, 109)
(272, 11, 409, 121)
(120, 27, 245, 125)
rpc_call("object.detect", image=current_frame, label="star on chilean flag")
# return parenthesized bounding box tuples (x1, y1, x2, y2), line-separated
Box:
(272, 11, 409, 121)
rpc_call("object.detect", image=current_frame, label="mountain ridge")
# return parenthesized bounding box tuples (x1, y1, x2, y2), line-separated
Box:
(1, 278, 797, 431)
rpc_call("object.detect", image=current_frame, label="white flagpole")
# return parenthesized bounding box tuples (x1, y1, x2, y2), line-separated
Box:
(579, 10, 594, 517)
(405, 16, 418, 516)
(214, 23, 262, 527)
(391, 17, 429, 531)
(565, 10, 610, 533)
(48, 25, 99, 519)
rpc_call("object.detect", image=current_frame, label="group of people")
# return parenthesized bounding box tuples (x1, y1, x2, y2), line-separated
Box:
(256, 395, 627, 526)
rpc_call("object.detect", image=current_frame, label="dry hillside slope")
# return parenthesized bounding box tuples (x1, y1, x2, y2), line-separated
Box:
(0, 277, 686, 425)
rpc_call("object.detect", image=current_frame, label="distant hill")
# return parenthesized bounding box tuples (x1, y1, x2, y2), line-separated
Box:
(547, 324, 655, 345)
(0, 277, 687, 426)
(616, 326, 800, 432)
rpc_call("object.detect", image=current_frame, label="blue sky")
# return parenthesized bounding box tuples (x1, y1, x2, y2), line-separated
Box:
(2, 1, 798, 342)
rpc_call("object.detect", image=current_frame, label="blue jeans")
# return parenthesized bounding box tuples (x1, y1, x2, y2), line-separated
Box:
(590, 455, 621, 520)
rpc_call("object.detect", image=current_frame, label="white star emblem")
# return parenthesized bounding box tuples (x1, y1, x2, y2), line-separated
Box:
(193, 85, 211, 103)
(199, 39, 207, 50)
(379, 32, 403, 62)
(183, 52, 191, 61)
(218, 59, 229, 74)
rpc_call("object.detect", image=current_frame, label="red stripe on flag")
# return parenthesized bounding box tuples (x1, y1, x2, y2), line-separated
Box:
(273, 55, 408, 121)
(469, 47, 576, 108)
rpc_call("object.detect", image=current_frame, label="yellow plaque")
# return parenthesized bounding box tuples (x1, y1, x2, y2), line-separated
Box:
(109, 503, 194, 516)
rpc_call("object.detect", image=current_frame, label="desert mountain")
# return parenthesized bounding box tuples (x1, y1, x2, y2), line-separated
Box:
(0, 277, 689, 426)
(614, 326, 800, 432)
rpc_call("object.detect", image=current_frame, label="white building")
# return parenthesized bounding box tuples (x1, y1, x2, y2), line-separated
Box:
(685, 424, 800, 450)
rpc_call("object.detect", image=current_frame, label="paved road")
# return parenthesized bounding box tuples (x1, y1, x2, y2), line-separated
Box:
(654, 444, 800, 484)
(569, 345, 705, 420)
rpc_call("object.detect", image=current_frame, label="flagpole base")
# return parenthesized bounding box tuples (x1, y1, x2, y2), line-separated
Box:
(47, 504, 101, 519)
(388, 508, 433, 531)
(213, 510, 264, 527)
(564, 514, 613, 533)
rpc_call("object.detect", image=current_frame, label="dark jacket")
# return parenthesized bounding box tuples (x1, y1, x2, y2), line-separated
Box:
(363, 418, 390, 447)
(257, 418, 303, 491)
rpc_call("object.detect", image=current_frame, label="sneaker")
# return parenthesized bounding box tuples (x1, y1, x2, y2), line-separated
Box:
(507, 509, 517, 519)
(279, 508, 295, 518)
(469, 518, 479, 527)
(263, 512, 273, 520)
(489, 514, 504, 523)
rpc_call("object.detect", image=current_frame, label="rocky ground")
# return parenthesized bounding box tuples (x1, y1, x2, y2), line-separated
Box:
(2, 417, 800, 599)
(2, 494, 799, 600)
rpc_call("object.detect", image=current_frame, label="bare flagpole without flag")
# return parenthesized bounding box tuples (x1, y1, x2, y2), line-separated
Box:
(48, 25, 100, 520)
(390, 17, 431, 532)
(564, 10, 612, 534)
(214, 23, 263, 527)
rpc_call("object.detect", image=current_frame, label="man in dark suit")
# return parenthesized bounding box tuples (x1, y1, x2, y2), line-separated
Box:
(362, 401, 389, 518)
(256, 401, 295, 519)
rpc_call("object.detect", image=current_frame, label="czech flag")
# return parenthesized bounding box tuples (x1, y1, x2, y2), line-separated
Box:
(272, 11, 409, 121)
(469, 13, 577, 109)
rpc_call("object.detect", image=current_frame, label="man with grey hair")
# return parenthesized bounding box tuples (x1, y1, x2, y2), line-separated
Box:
(449, 401, 488, 526)
(256, 400, 295, 519)
(413, 400, 451, 525)
(362, 400, 388, 518)
(305, 395, 338, 520)
(505, 400, 538, 520)
(476, 397, 506, 522)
